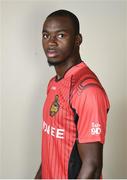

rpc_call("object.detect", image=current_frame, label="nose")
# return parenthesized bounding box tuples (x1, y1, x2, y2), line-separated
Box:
(48, 36, 57, 47)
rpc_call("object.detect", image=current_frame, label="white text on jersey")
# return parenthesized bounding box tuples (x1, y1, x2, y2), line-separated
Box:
(91, 122, 101, 135)
(42, 121, 64, 139)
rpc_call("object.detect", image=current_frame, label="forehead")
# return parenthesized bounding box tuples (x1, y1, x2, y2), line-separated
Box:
(43, 16, 74, 32)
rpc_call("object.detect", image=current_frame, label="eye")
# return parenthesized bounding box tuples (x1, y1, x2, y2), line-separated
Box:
(57, 33, 64, 39)
(42, 33, 49, 39)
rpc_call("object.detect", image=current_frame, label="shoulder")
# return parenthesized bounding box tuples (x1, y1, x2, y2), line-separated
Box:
(47, 76, 56, 94)
(48, 76, 55, 85)
(70, 63, 104, 100)
(71, 62, 101, 91)
(70, 84, 110, 112)
(71, 84, 106, 102)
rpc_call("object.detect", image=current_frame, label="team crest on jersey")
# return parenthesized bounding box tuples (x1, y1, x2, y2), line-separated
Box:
(50, 95, 59, 117)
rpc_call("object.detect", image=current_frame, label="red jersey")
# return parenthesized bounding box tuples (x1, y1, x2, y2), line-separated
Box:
(42, 62, 110, 179)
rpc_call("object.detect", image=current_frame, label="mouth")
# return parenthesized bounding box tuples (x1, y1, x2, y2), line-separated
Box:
(47, 49, 58, 58)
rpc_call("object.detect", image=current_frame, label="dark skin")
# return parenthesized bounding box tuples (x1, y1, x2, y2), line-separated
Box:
(42, 16, 82, 79)
(35, 16, 103, 179)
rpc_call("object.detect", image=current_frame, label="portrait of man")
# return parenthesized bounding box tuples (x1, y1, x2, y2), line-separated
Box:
(1, 1, 126, 179)
(35, 9, 110, 179)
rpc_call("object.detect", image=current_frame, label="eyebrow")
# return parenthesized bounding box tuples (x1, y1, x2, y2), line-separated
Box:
(42, 29, 69, 33)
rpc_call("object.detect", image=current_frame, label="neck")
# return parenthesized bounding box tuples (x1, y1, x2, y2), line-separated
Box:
(55, 53, 82, 80)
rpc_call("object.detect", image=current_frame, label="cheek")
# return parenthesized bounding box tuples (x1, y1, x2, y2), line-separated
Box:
(60, 39, 75, 52)
(42, 40, 47, 52)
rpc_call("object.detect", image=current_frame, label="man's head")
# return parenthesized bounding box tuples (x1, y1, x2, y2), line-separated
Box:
(47, 9, 80, 35)
(42, 9, 82, 66)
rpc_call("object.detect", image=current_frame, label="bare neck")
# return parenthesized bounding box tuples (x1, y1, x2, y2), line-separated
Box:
(55, 54, 82, 80)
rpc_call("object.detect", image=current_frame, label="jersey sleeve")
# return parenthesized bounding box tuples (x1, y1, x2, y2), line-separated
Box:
(71, 85, 110, 144)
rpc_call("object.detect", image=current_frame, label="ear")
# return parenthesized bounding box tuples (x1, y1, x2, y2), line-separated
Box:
(75, 33, 82, 46)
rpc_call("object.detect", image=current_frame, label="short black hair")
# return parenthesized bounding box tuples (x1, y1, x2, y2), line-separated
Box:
(47, 9, 80, 35)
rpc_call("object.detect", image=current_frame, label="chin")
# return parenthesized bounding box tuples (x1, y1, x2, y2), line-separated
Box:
(47, 58, 66, 66)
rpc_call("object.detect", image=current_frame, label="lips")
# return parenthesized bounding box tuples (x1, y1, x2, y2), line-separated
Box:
(47, 49, 58, 58)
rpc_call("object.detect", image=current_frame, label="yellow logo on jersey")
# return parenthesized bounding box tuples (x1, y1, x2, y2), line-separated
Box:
(50, 95, 59, 117)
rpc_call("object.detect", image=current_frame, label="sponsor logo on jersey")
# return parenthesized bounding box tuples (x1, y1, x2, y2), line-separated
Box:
(50, 95, 59, 117)
(42, 121, 64, 139)
(91, 122, 101, 135)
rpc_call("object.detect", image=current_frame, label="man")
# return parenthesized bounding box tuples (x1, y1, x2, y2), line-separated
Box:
(35, 9, 110, 179)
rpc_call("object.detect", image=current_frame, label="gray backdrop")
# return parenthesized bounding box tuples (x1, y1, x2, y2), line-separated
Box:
(0, 0, 127, 178)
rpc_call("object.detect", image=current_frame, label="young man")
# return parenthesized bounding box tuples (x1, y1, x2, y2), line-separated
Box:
(35, 9, 110, 179)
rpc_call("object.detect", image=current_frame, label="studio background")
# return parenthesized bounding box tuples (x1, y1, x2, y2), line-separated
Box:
(0, 0, 127, 178)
